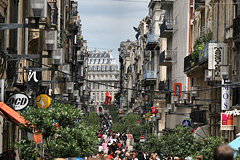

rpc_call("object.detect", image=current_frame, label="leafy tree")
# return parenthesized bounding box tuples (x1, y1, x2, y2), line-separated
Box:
(111, 113, 150, 142)
(15, 102, 98, 159)
(194, 136, 224, 160)
(141, 125, 224, 159)
(82, 112, 100, 131)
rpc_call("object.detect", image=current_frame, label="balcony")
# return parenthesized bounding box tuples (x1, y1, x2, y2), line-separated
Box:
(160, 19, 173, 38)
(195, 0, 205, 11)
(233, 15, 240, 40)
(159, 50, 173, 66)
(184, 48, 208, 72)
(160, 0, 174, 10)
(144, 71, 157, 80)
(146, 33, 160, 50)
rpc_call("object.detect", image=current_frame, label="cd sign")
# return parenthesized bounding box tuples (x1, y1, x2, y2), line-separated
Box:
(7, 94, 29, 111)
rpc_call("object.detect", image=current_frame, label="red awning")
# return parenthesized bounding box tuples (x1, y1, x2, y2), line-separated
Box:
(0, 102, 27, 125)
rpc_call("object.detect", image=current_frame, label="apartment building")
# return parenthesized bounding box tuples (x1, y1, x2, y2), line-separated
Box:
(87, 50, 119, 111)
(0, 0, 87, 155)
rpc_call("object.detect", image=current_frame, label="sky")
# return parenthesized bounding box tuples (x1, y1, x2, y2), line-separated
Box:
(77, 0, 149, 62)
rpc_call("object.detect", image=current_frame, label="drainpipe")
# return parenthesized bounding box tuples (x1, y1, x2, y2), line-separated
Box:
(217, 0, 220, 42)
(224, 0, 226, 41)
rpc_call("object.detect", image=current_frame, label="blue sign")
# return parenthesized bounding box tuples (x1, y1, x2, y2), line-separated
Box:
(182, 119, 191, 127)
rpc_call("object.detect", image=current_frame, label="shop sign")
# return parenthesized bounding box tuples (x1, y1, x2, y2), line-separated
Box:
(225, 109, 240, 116)
(36, 94, 51, 109)
(222, 79, 230, 110)
(221, 113, 234, 130)
(7, 93, 29, 110)
(174, 83, 182, 98)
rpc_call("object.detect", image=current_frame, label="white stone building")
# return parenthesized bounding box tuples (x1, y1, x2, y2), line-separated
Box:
(88, 50, 119, 105)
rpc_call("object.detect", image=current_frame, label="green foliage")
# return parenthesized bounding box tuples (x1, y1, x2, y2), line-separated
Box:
(111, 113, 150, 142)
(141, 125, 225, 159)
(108, 105, 119, 123)
(13, 139, 40, 160)
(194, 136, 224, 160)
(82, 112, 100, 131)
(190, 32, 212, 66)
(15, 102, 98, 159)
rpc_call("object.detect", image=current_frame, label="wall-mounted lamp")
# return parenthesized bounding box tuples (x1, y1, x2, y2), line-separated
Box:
(191, 86, 199, 98)
(220, 65, 230, 81)
(205, 69, 214, 82)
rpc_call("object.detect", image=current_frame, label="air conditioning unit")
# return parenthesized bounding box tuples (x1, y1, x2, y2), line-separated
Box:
(207, 43, 228, 81)
(27, 0, 48, 18)
(62, 64, 70, 78)
(52, 48, 63, 65)
(43, 30, 57, 51)
(66, 82, 74, 93)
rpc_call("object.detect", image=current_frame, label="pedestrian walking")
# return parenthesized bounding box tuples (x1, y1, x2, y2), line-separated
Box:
(213, 145, 234, 160)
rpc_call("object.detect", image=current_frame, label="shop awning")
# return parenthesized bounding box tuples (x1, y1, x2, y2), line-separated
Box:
(228, 136, 240, 158)
(0, 102, 27, 125)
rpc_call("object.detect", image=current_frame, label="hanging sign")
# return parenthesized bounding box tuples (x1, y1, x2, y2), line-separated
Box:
(36, 94, 51, 109)
(221, 79, 230, 110)
(221, 113, 234, 130)
(104, 91, 112, 105)
(174, 83, 182, 98)
(7, 93, 29, 111)
(151, 107, 158, 114)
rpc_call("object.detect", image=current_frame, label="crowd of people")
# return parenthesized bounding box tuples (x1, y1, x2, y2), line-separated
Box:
(92, 113, 235, 160)
(93, 114, 163, 160)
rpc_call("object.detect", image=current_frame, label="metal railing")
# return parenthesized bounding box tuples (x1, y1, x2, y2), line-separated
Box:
(160, 19, 174, 35)
(144, 71, 157, 79)
(159, 50, 172, 64)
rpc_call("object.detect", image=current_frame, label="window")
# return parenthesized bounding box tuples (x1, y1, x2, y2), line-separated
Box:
(89, 83, 91, 89)
(101, 93, 104, 102)
(98, 84, 100, 89)
(106, 82, 108, 89)
(101, 84, 104, 90)
(92, 93, 95, 101)
(110, 82, 112, 89)
(97, 93, 99, 102)
(93, 83, 95, 89)
(114, 83, 117, 89)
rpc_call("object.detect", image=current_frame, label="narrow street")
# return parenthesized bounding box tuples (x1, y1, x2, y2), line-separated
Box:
(0, 0, 239, 159)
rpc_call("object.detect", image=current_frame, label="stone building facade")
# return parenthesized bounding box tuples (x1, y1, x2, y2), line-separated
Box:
(88, 50, 119, 108)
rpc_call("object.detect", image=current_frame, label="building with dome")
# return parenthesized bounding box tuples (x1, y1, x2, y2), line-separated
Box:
(88, 50, 119, 106)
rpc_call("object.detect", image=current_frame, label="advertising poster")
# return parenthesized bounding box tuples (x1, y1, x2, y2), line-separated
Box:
(221, 113, 234, 130)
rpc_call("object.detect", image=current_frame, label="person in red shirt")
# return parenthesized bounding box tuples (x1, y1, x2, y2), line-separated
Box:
(107, 152, 114, 159)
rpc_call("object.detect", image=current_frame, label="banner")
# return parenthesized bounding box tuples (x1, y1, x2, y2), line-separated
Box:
(174, 83, 182, 98)
(222, 79, 230, 110)
(221, 113, 234, 130)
